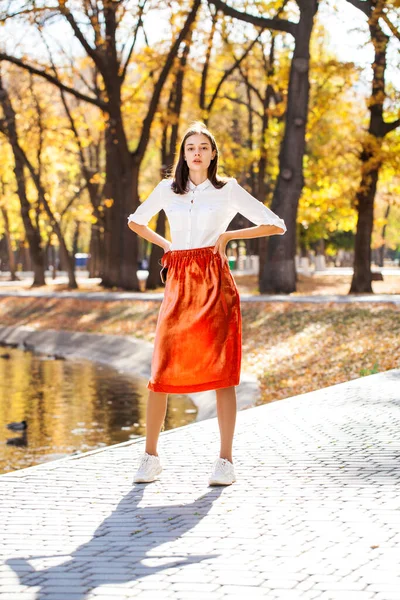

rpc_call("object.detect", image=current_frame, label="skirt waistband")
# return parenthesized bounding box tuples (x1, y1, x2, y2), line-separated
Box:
(168, 245, 215, 257)
(160, 245, 217, 266)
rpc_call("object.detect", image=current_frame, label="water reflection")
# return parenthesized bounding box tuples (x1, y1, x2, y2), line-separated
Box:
(0, 345, 198, 475)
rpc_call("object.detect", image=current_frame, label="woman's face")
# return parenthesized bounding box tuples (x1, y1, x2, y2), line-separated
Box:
(184, 133, 216, 172)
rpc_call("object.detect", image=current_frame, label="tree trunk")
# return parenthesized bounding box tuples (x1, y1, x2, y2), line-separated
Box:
(146, 211, 167, 289)
(257, 40, 278, 282)
(26, 161, 78, 289)
(101, 76, 136, 289)
(349, 3, 390, 293)
(261, 1, 319, 293)
(0, 207, 18, 281)
(50, 245, 57, 280)
(350, 165, 379, 292)
(88, 224, 103, 278)
(59, 82, 105, 280)
(244, 70, 258, 256)
(0, 82, 46, 286)
(72, 221, 80, 258)
(377, 202, 390, 267)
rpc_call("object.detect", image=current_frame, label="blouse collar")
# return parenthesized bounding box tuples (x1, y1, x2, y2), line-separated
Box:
(188, 177, 212, 192)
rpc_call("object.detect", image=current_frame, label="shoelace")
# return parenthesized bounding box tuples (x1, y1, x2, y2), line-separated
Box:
(214, 459, 233, 475)
(140, 453, 159, 467)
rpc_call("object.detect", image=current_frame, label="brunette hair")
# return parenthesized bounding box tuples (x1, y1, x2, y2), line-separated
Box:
(169, 121, 229, 194)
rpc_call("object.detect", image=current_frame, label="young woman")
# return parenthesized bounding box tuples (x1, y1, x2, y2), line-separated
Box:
(127, 121, 286, 486)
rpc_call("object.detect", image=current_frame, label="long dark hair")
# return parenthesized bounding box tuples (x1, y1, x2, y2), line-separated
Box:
(169, 121, 229, 195)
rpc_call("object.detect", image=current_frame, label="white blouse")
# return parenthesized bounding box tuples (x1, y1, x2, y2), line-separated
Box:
(127, 177, 286, 251)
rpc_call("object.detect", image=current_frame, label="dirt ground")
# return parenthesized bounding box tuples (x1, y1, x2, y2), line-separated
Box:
(235, 272, 400, 296)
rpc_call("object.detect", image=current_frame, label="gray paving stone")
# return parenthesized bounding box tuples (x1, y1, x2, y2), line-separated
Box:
(219, 586, 271, 597)
(367, 583, 400, 593)
(312, 582, 368, 591)
(42, 595, 93, 600)
(172, 593, 225, 600)
(317, 593, 375, 600)
(0, 594, 40, 600)
(269, 592, 317, 600)
(169, 582, 221, 592)
(132, 579, 171, 590)
(118, 593, 174, 600)
(261, 579, 299, 589)
(86, 587, 133, 596)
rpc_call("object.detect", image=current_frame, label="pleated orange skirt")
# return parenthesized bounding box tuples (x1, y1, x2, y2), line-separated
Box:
(147, 245, 242, 393)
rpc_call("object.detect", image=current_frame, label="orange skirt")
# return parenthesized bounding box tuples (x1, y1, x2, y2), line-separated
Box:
(147, 245, 242, 393)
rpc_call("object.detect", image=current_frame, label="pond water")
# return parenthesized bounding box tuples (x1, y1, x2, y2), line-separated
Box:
(0, 345, 198, 475)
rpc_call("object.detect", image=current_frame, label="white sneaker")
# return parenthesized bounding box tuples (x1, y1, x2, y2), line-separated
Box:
(133, 452, 162, 483)
(208, 457, 236, 486)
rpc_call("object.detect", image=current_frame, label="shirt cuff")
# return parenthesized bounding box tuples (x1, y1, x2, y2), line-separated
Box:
(127, 214, 148, 226)
(260, 218, 287, 234)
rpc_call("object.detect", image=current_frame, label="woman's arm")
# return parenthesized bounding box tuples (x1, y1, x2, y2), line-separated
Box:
(222, 223, 282, 242)
(127, 180, 171, 252)
(213, 225, 279, 265)
(229, 178, 286, 235)
(128, 221, 171, 253)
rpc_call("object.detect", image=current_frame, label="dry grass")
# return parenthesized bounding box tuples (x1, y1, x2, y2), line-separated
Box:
(234, 273, 400, 296)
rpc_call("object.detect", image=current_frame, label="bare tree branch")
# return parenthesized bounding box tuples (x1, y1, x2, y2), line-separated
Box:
(381, 12, 400, 41)
(236, 63, 264, 105)
(207, 30, 263, 113)
(0, 6, 55, 22)
(38, 29, 96, 190)
(134, 0, 201, 160)
(120, 0, 147, 82)
(221, 94, 263, 119)
(0, 53, 107, 110)
(58, 3, 105, 72)
(345, 0, 372, 17)
(60, 183, 89, 219)
(208, 0, 297, 36)
(36, 24, 99, 103)
(200, 5, 219, 112)
(28, 74, 44, 183)
(383, 117, 400, 135)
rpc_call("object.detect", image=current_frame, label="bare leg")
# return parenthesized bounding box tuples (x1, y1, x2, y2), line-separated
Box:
(215, 386, 237, 463)
(145, 391, 168, 456)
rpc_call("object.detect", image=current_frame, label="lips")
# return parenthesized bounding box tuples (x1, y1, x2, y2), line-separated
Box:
(193, 160, 202, 164)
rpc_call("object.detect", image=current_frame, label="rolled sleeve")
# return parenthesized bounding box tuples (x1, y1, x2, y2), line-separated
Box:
(230, 178, 286, 235)
(127, 180, 165, 227)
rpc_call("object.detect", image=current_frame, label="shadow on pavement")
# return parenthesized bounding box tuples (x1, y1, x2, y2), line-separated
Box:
(5, 484, 224, 599)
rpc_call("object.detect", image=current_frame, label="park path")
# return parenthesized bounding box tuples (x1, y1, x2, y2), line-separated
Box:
(0, 268, 399, 304)
(0, 288, 399, 304)
(1, 368, 400, 599)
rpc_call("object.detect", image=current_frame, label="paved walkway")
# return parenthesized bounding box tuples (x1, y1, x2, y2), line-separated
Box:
(0, 288, 399, 305)
(1, 270, 400, 304)
(1, 368, 400, 599)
